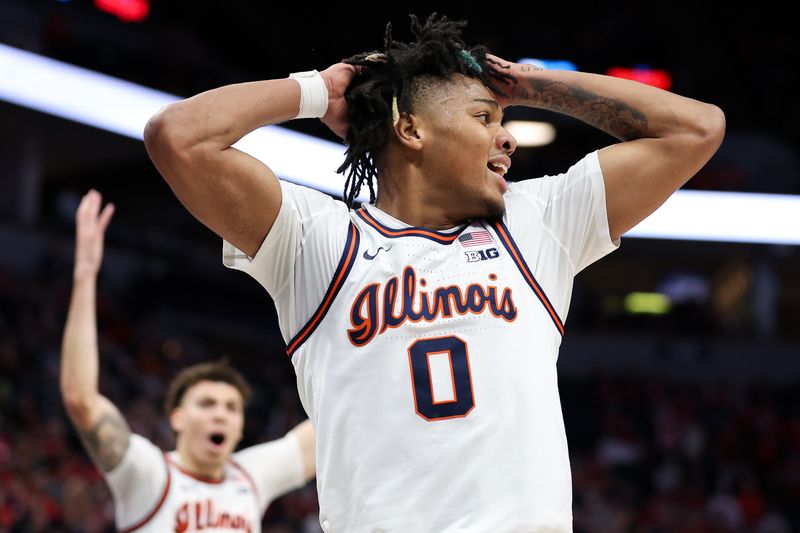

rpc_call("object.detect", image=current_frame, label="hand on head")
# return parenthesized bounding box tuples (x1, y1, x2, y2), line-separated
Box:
(319, 62, 362, 139)
(316, 51, 520, 140)
(73, 190, 115, 280)
(485, 53, 519, 109)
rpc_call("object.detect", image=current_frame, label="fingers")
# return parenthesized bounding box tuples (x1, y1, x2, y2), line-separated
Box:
(77, 189, 101, 218)
(485, 54, 513, 81)
(97, 203, 115, 232)
(485, 53, 509, 66)
(76, 189, 114, 231)
(97, 203, 115, 233)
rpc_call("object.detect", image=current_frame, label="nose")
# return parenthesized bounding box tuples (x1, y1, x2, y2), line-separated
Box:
(496, 125, 517, 157)
(212, 405, 227, 420)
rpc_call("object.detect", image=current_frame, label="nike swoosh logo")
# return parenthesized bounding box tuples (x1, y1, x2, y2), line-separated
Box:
(363, 245, 392, 260)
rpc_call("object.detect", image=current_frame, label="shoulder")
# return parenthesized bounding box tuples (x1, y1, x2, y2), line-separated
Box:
(505, 151, 602, 201)
(111, 434, 163, 469)
(231, 435, 306, 505)
(502, 151, 604, 222)
(279, 180, 351, 220)
(104, 434, 165, 483)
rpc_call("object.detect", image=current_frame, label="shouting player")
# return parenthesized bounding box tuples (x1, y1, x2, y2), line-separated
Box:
(143, 14, 724, 532)
(60, 190, 316, 532)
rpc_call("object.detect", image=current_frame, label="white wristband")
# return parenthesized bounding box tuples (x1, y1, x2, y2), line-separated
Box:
(289, 70, 329, 119)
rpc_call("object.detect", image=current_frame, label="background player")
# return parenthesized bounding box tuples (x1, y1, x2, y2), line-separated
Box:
(60, 189, 316, 532)
(143, 14, 725, 531)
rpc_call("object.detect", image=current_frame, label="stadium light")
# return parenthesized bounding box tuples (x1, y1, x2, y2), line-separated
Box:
(517, 58, 578, 71)
(503, 121, 556, 147)
(624, 292, 671, 315)
(1, 43, 799, 245)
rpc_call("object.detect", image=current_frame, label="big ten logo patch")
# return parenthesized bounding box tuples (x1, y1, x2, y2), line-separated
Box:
(465, 247, 499, 263)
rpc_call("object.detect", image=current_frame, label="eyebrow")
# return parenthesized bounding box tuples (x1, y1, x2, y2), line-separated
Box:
(473, 98, 499, 108)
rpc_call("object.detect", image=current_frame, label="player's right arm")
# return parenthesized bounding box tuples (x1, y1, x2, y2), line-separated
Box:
(143, 64, 357, 258)
(288, 419, 316, 482)
(60, 190, 131, 473)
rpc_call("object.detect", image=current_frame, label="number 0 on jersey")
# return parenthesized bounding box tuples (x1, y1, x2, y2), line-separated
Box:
(407, 335, 475, 421)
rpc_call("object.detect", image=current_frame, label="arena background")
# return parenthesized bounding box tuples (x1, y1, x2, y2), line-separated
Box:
(1, 2, 798, 531)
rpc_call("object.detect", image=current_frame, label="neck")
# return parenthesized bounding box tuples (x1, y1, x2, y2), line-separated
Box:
(375, 166, 464, 229)
(175, 441, 225, 480)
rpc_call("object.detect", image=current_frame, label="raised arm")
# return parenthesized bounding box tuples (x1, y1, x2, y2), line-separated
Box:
(487, 55, 726, 241)
(143, 64, 357, 258)
(288, 419, 316, 483)
(60, 191, 131, 472)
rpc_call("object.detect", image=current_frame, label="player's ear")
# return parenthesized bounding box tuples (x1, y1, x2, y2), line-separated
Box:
(394, 112, 424, 151)
(169, 407, 184, 433)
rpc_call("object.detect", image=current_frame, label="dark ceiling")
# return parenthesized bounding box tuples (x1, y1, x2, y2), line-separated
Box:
(3, 1, 798, 174)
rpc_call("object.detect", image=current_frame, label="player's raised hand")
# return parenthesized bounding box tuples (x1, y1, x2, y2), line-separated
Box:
(319, 62, 360, 139)
(74, 190, 115, 280)
(485, 53, 543, 109)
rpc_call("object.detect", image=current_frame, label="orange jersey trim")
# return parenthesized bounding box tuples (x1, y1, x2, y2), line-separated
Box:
(356, 208, 463, 244)
(287, 223, 360, 357)
(119, 451, 172, 533)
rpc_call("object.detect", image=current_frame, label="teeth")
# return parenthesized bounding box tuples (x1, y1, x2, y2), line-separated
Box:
(490, 162, 508, 176)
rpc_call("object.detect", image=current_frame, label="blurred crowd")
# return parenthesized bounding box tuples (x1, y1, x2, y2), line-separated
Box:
(0, 257, 798, 533)
(564, 377, 798, 532)
(0, 259, 320, 532)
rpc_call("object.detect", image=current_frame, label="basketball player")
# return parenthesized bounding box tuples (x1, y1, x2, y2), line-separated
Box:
(60, 190, 316, 532)
(143, 14, 725, 532)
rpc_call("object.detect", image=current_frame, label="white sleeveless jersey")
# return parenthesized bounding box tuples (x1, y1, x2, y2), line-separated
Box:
(104, 434, 305, 532)
(124, 452, 260, 533)
(224, 151, 619, 532)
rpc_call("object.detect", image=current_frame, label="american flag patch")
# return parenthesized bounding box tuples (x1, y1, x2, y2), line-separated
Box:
(458, 230, 493, 247)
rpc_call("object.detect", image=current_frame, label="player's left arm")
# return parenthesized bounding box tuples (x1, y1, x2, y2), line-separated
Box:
(287, 419, 316, 483)
(487, 54, 726, 241)
(60, 191, 133, 472)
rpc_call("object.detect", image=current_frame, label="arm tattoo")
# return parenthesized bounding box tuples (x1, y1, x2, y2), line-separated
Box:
(78, 408, 131, 472)
(517, 79, 648, 140)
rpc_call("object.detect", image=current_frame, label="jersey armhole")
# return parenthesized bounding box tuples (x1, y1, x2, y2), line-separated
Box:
(286, 222, 361, 357)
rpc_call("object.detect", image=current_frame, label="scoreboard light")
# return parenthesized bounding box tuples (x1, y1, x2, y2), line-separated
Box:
(606, 65, 672, 90)
(94, 0, 149, 23)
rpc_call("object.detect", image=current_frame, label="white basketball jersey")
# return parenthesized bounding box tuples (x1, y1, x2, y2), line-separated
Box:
(224, 151, 619, 532)
(120, 452, 260, 533)
(105, 434, 305, 533)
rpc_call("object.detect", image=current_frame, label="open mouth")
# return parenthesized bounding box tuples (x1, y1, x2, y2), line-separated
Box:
(209, 433, 225, 446)
(487, 162, 508, 177)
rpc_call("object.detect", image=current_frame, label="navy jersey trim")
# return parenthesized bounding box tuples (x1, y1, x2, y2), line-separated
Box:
(287, 222, 360, 357)
(119, 450, 172, 533)
(490, 220, 565, 336)
(356, 208, 465, 244)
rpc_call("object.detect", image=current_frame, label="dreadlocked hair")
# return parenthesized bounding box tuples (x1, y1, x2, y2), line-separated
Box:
(337, 13, 513, 208)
